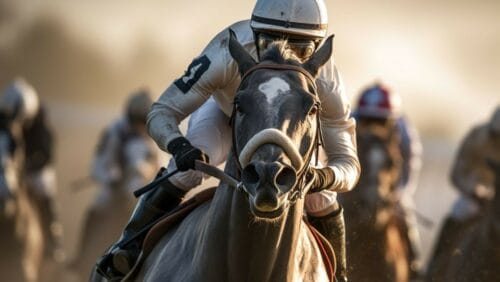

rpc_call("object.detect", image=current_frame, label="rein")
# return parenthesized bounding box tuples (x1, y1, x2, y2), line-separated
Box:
(229, 63, 323, 204)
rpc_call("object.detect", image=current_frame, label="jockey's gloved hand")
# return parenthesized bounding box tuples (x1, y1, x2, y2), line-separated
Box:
(307, 167, 335, 193)
(167, 137, 209, 172)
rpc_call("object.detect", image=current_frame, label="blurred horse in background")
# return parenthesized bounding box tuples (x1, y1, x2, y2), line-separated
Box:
(70, 135, 160, 281)
(427, 159, 500, 282)
(0, 123, 44, 282)
(339, 124, 410, 282)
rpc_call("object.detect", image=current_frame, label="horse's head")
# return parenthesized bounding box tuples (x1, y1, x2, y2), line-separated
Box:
(350, 124, 402, 225)
(227, 30, 333, 219)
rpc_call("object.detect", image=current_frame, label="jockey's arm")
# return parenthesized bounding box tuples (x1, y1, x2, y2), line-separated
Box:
(147, 85, 207, 153)
(316, 62, 360, 193)
(147, 28, 240, 154)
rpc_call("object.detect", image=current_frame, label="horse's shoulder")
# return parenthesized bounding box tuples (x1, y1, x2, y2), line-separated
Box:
(147, 192, 215, 254)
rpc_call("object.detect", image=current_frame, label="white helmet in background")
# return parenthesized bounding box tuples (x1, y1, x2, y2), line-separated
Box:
(250, 0, 328, 39)
(0, 78, 40, 124)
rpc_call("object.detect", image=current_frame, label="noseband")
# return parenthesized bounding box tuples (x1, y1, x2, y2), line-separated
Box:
(229, 63, 324, 204)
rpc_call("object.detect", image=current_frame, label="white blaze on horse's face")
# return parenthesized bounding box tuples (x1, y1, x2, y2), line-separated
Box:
(258, 77, 290, 104)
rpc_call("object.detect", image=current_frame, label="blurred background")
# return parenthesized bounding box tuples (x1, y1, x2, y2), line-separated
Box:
(0, 0, 499, 279)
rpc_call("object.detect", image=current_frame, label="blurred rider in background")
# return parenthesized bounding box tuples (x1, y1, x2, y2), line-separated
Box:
(90, 89, 159, 195)
(427, 105, 500, 276)
(353, 82, 424, 277)
(0, 78, 64, 262)
(69, 89, 160, 277)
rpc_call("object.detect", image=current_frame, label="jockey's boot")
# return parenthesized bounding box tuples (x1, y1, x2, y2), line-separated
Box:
(95, 179, 186, 279)
(309, 206, 348, 282)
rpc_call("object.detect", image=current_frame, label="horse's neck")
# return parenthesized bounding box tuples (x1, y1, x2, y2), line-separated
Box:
(202, 159, 308, 280)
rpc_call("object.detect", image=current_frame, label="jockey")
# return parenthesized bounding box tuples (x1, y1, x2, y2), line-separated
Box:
(0, 78, 64, 261)
(91, 89, 159, 194)
(352, 82, 424, 277)
(427, 106, 500, 275)
(96, 1, 360, 281)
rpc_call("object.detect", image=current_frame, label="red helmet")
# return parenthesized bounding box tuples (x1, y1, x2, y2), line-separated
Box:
(356, 83, 401, 119)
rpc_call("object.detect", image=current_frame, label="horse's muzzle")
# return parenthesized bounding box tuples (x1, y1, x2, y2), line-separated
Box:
(242, 161, 297, 216)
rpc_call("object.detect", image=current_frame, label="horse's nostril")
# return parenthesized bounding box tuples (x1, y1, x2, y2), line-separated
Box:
(242, 163, 259, 185)
(275, 166, 296, 192)
(242, 162, 297, 193)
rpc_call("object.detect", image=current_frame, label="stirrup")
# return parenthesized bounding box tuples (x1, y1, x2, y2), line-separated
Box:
(95, 253, 116, 279)
(95, 251, 126, 281)
(112, 249, 137, 276)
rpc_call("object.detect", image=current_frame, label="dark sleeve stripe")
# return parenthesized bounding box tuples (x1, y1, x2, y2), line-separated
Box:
(174, 55, 211, 93)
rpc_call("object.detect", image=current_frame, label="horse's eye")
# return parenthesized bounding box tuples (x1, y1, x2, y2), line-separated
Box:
(235, 103, 242, 113)
(308, 105, 318, 116)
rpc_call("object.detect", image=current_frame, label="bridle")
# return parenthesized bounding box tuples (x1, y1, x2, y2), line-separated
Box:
(228, 63, 324, 205)
(135, 63, 324, 207)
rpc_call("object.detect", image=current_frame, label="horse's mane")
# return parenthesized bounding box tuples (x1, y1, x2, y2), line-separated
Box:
(260, 40, 302, 66)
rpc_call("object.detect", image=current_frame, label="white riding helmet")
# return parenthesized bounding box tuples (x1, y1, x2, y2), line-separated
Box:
(0, 78, 40, 123)
(250, 0, 328, 39)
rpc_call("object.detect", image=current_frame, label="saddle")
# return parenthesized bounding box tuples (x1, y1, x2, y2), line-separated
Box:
(122, 187, 336, 282)
(122, 187, 217, 281)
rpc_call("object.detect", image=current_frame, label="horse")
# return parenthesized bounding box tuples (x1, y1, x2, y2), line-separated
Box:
(0, 122, 44, 282)
(91, 31, 337, 281)
(71, 133, 160, 281)
(338, 123, 410, 282)
(428, 159, 500, 282)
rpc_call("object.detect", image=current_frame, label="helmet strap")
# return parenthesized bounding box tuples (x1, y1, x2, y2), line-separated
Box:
(253, 31, 263, 62)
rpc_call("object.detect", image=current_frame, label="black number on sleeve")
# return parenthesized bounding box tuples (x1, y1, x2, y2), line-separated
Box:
(174, 55, 211, 93)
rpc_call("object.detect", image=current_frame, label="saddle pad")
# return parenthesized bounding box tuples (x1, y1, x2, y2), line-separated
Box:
(123, 187, 216, 281)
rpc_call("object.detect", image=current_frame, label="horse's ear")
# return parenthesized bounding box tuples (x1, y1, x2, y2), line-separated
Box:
(303, 35, 334, 77)
(228, 29, 257, 77)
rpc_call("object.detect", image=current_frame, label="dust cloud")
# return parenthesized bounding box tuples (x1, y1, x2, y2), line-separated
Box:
(0, 0, 498, 280)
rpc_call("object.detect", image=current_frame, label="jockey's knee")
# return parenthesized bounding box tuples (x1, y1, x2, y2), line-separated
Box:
(168, 169, 203, 192)
(304, 190, 340, 217)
